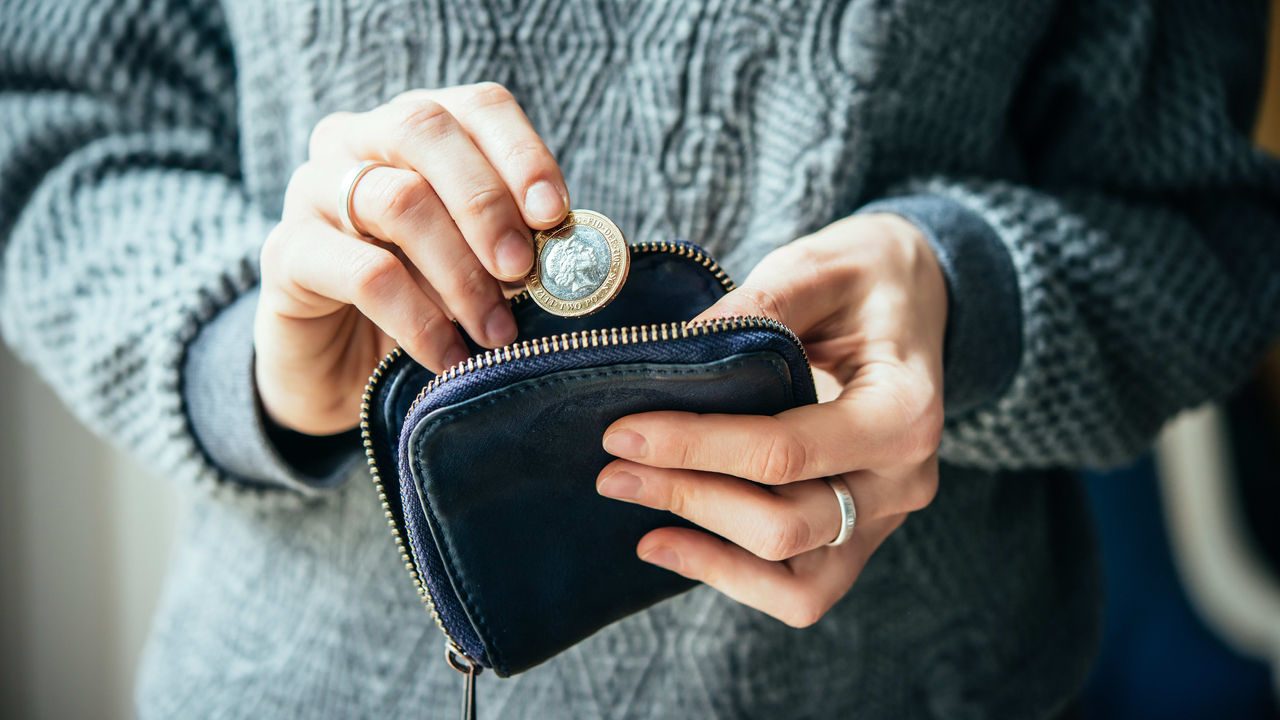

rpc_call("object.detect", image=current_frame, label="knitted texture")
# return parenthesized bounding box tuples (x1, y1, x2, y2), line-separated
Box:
(1, 0, 1277, 718)
(0, 0, 280, 500)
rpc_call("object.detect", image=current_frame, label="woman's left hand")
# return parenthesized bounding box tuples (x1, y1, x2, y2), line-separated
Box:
(596, 213, 948, 626)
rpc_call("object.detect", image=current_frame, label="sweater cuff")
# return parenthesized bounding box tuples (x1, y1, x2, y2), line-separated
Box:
(182, 288, 360, 491)
(857, 195, 1023, 417)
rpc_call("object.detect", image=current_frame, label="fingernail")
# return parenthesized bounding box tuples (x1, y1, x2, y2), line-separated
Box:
(640, 546, 681, 572)
(484, 304, 516, 346)
(496, 230, 534, 279)
(597, 471, 642, 501)
(603, 430, 647, 458)
(442, 343, 469, 370)
(524, 181, 567, 224)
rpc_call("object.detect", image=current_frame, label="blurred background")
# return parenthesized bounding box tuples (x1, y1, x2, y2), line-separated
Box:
(1, 4, 1278, 720)
(0, 345, 179, 720)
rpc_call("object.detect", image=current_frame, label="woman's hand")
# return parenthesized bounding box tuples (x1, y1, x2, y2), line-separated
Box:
(596, 213, 947, 627)
(254, 83, 569, 435)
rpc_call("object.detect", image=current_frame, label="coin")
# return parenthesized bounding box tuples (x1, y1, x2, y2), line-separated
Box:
(525, 209, 630, 317)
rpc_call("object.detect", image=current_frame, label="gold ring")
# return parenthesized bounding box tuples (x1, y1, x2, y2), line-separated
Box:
(338, 160, 390, 237)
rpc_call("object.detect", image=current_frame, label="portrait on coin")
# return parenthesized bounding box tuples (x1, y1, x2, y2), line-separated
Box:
(540, 225, 610, 301)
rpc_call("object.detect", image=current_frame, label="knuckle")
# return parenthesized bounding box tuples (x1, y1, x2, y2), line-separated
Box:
(735, 285, 786, 322)
(662, 482, 687, 517)
(448, 262, 496, 304)
(781, 596, 828, 629)
(905, 399, 945, 463)
(308, 112, 349, 158)
(502, 138, 549, 166)
(675, 437, 697, 471)
(395, 99, 455, 142)
(904, 463, 940, 512)
(752, 427, 806, 485)
(365, 172, 427, 230)
(400, 311, 450, 360)
(349, 249, 402, 303)
(390, 89, 432, 106)
(695, 557, 722, 587)
(461, 185, 508, 218)
(752, 513, 811, 562)
(468, 81, 516, 109)
(904, 473, 939, 512)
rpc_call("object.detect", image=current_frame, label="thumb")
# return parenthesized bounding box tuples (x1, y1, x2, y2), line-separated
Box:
(691, 244, 833, 331)
(692, 283, 793, 325)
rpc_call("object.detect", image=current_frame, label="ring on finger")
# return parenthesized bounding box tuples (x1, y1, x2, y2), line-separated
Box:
(825, 477, 857, 546)
(338, 159, 392, 237)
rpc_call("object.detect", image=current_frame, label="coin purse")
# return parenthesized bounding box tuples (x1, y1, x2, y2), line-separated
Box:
(360, 240, 816, 680)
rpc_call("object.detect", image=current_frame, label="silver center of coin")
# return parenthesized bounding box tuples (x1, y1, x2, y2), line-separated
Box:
(539, 226, 610, 301)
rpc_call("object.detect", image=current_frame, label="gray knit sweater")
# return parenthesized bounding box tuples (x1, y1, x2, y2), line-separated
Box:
(3, 1, 1278, 718)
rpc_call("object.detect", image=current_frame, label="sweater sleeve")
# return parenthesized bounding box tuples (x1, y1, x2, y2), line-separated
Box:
(863, 0, 1280, 471)
(0, 0, 356, 492)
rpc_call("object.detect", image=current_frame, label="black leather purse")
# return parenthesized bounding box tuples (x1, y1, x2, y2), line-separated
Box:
(360, 240, 816, 714)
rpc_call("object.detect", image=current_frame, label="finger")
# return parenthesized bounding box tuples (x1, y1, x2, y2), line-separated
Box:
(635, 515, 904, 628)
(398, 84, 570, 229)
(261, 216, 470, 371)
(691, 242, 834, 332)
(306, 110, 357, 163)
(296, 161, 516, 348)
(603, 393, 935, 484)
(598, 459, 937, 560)
(351, 98, 535, 281)
(598, 460, 843, 561)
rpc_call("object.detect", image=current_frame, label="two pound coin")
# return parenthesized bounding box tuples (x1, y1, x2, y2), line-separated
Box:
(525, 209, 630, 317)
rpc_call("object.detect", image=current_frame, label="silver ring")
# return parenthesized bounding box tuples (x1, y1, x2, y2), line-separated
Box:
(338, 160, 390, 237)
(825, 477, 857, 546)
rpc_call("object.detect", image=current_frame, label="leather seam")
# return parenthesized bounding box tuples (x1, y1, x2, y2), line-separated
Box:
(409, 355, 780, 675)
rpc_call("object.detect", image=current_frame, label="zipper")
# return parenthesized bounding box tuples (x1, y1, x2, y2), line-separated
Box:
(361, 315, 805, 713)
(362, 349, 489, 719)
(360, 315, 805, 635)
(446, 642, 481, 720)
(358, 242, 801, 712)
(404, 315, 806, 418)
(359, 241, 739, 663)
(360, 346, 442, 622)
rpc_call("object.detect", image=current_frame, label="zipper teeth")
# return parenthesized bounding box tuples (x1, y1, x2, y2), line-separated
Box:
(406, 315, 806, 420)
(358, 241, 759, 660)
(359, 347, 456, 644)
(508, 240, 735, 310)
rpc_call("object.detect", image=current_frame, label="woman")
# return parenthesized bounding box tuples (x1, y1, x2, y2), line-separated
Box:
(2, 0, 1277, 717)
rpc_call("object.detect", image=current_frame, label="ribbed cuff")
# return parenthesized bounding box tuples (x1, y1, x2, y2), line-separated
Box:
(857, 195, 1023, 417)
(182, 288, 360, 491)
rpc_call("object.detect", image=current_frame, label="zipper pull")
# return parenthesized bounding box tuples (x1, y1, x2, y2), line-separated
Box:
(445, 642, 481, 720)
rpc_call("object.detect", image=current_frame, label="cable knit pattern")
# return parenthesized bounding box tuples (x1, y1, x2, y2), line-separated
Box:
(2, 0, 1277, 718)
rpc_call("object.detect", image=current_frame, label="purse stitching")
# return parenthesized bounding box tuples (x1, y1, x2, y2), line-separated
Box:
(409, 354, 789, 674)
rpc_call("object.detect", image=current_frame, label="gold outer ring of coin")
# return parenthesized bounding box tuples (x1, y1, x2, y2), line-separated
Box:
(525, 209, 630, 318)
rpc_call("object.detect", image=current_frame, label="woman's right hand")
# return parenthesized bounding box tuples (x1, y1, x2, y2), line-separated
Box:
(254, 83, 569, 435)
